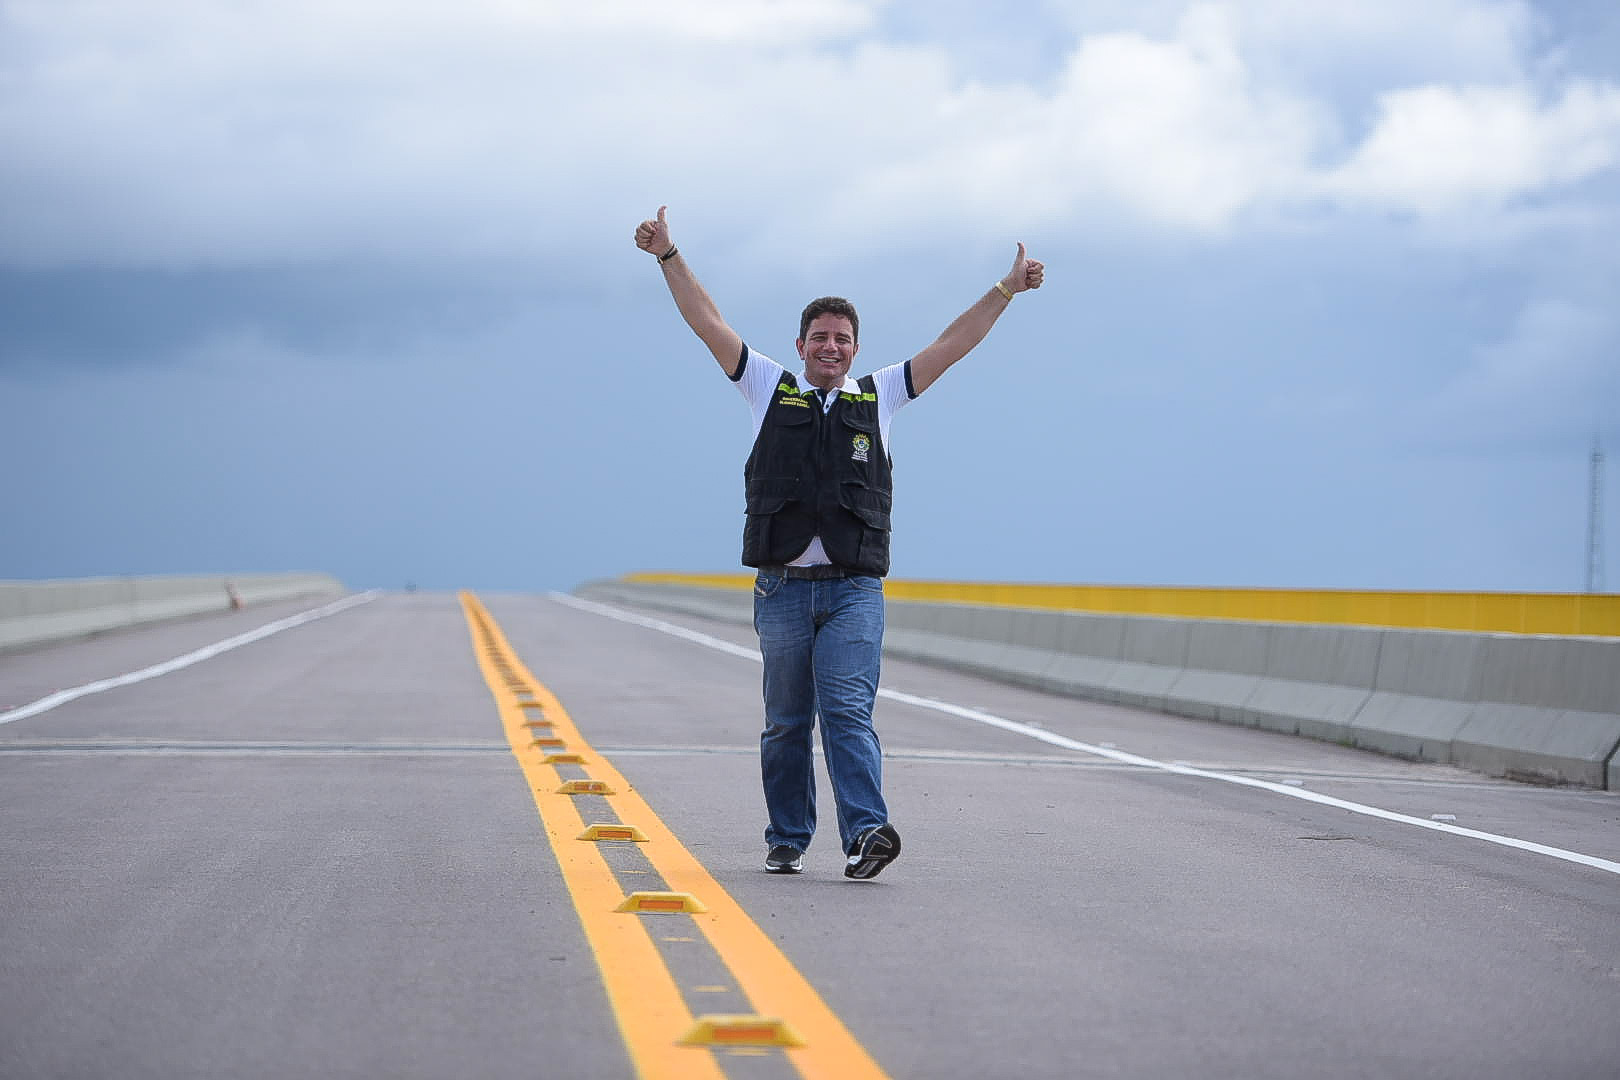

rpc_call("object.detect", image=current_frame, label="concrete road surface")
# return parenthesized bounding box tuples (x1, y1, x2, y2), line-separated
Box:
(2, 591, 1616, 1080)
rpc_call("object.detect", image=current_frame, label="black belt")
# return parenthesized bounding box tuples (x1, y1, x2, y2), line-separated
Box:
(758, 564, 852, 580)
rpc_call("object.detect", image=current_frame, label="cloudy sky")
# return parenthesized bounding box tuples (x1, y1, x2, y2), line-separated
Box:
(3, 0, 1618, 595)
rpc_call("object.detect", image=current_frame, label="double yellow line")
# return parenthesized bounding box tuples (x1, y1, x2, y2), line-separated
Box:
(459, 592, 890, 1080)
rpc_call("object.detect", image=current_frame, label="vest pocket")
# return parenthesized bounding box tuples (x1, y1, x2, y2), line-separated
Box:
(770, 403, 816, 427)
(745, 476, 800, 514)
(839, 480, 891, 530)
(839, 410, 876, 433)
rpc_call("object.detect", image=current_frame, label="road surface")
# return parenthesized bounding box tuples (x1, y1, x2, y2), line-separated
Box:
(2, 591, 1616, 1079)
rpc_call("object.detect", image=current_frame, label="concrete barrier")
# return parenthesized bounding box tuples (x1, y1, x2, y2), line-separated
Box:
(1165, 620, 1272, 725)
(1106, 617, 1190, 714)
(1453, 636, 1620, 788)
(1044, 614, 1127, 700)
(1240, 624, 1379, 744)
(1351, 630, 1482, 765)
(574, 578, 1620, 790)
(0, 572, 346, 653)
(887, 601, 1026, 683)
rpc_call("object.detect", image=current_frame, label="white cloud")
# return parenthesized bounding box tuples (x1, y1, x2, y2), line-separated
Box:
(0, 0, 1616, 266)
(1040, 0, 1543, 112)
(813, 3, 1615, 241)
(1321, 80, 1620, 215)
(811, 5, 1320, 241)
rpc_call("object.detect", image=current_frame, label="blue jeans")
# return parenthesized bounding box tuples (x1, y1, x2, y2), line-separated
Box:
(753, 571, 888, 856)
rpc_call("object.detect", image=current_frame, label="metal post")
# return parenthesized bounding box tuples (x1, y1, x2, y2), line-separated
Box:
(1587, 437, 1605, 593)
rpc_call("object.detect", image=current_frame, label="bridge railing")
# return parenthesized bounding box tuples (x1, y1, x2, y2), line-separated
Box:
(0, 572, 346, 653)
(583, 573, 1620, 791)
(621, 572, 1620, 637)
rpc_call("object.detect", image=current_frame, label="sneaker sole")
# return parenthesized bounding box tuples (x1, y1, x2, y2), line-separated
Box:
(764, 849, 803, 874)
(843, 824, 901, 880)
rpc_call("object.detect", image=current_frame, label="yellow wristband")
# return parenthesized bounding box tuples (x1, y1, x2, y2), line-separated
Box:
(994, 281, 1014, 301)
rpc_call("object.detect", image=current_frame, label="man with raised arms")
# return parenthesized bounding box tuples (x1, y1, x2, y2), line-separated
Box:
(634, 206, 1044, 879)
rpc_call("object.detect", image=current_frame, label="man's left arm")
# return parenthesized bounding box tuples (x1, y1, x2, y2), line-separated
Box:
(908, 243, 1044, 395)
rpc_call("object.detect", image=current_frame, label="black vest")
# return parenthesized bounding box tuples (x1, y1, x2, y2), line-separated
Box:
(742, 373, 894, 576)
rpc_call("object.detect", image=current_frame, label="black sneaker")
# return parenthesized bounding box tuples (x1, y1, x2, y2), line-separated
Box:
(843, 824, 901, 880)
(764, 845, 804, 874)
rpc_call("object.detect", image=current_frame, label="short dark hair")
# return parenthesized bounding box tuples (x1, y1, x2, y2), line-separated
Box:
(799, 296, 859, 345)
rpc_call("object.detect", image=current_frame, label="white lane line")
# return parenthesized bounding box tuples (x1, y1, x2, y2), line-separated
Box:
(553, 593, 1620, 878)
(0, 592, 378, 726)
(555, 593, 764, 661)
(0, 739, 505, 755)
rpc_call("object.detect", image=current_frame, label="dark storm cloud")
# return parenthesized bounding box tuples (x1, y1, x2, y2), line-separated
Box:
(0, 261, 548, 372)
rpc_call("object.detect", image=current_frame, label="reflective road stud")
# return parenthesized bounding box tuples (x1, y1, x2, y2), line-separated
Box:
(461, 591, 893, 1080)
(577, 823, 649, 842)
(557, 779, 615, 795)
(615, 891, 707, 914)
(679, 1015, 807, 1048)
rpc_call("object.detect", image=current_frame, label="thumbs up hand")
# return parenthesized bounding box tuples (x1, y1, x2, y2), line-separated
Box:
(635, 205, 672, 256)
(1002, 242, 1044, 294)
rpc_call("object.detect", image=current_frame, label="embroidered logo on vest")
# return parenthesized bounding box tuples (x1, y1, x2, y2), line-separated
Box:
(851, 433, 871, 462)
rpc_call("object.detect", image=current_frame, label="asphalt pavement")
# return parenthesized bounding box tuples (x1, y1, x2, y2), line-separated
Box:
(2, 591, 1616, 1079)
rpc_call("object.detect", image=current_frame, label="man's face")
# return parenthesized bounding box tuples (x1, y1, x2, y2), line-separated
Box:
(796, 314, 859, 390)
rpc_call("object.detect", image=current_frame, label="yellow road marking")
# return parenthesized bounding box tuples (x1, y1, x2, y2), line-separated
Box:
(462, 594, 719, 1080)
(460, 592, 890, 1080)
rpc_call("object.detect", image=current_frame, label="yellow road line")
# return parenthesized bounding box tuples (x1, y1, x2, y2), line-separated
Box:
(462, 594, 718, 1079)
(460, 592, 890, 1080)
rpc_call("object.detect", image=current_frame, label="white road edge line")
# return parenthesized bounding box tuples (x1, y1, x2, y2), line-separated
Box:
(1, 592, 379, 726)
(553, 592, 1620, 878)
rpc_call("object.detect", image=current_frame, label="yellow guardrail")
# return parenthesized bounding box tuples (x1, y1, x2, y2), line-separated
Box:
(620, 572, 1620, 637)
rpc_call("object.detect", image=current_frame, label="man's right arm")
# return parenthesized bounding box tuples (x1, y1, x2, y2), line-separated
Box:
(634, 205, 745, 377)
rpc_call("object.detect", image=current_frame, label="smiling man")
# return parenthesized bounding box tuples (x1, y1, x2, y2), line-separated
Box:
(635, 206, 1043, 879)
